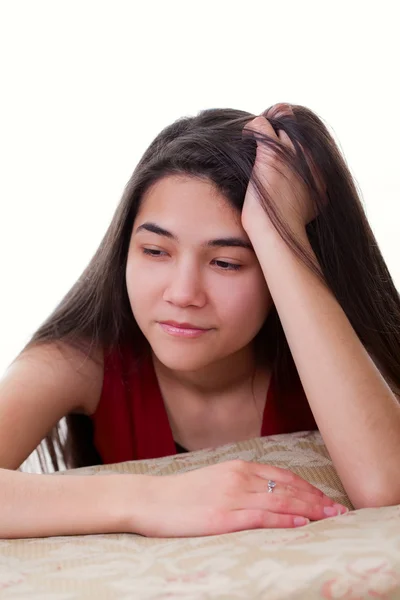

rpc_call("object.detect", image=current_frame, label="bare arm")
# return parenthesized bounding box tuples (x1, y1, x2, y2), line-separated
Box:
(248, 222, 400, 509)
(0, 342, 149, 539)
(0, 467, 146, 539)
(0, 459, 352, 539)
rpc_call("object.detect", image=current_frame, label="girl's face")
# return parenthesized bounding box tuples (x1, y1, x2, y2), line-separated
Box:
(126, 174, 273, 372)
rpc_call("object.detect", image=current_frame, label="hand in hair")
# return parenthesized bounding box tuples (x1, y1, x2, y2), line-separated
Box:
(241, 103, 326, 237)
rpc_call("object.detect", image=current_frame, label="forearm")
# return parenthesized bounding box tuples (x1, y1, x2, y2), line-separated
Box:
(0, 467, 146, 539)
(251, 225, 400, 509)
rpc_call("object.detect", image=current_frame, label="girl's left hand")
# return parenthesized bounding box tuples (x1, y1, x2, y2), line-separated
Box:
(241, 103, 325, 237)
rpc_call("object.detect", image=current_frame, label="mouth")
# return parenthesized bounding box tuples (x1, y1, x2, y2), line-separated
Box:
(160, 321, 209, 330)
(158, 321, 212, 338)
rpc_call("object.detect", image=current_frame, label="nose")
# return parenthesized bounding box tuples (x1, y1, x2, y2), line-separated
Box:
(163, 261, 206, 308)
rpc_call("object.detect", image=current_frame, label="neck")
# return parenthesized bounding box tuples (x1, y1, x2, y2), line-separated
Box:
(151, 345, 263, 400)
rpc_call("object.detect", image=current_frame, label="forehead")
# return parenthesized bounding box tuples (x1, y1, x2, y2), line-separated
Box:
(136, 175, 241, 227)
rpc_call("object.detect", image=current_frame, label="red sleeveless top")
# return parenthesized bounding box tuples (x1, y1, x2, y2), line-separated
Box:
(89, 344, 317, 464)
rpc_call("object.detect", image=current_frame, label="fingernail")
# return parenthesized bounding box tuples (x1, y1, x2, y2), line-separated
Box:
(323, 506, 337, 517)
(333, 504, 349, 514)
(294, 517, 310, 527)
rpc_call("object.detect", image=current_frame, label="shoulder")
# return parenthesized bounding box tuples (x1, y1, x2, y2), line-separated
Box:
(73, 342, 105, 416)
(14, 339, 105, 417)
(0, 339, 106, 469)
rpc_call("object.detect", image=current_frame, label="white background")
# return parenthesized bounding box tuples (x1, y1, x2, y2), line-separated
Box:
(0, 2, 399, 407)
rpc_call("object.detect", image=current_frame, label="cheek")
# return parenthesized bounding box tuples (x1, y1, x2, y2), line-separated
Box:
(215, 273, 271, 323)
(125, 258, 159, 311)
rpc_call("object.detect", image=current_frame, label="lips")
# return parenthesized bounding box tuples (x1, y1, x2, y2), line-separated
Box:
(159, 320, 209, 330)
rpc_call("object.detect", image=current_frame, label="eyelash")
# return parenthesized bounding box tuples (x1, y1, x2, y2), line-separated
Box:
(142, 248, 242, 271)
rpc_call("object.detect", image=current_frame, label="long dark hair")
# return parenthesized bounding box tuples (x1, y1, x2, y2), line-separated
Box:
(15, 104, 400, 473)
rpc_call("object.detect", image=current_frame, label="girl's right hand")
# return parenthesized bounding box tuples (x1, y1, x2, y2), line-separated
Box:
(129, 459, 349, 538)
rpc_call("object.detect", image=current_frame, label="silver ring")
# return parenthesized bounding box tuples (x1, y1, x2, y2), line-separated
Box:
(267, 479, 276, 493)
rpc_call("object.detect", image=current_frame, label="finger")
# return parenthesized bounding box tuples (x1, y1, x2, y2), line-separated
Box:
(288, 136, 325, 195)
(262, 107, 326, 197)
(243, 115, 277, 139)
(264, 103, 295, 121)
(248, 480, 336, 508)
(251, 463, 328, 499)
(243, 116, 295, 160)
(242, 115, 326, 201)
(246, 492, 347, 521)
(227, 509, 310, 532)
(277, 129, 296, 155)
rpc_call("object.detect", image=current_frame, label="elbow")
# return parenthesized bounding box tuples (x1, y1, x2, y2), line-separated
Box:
(351, 487, 400, 510)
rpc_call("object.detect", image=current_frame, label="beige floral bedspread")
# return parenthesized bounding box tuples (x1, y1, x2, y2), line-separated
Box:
(1, 430, 400, 599)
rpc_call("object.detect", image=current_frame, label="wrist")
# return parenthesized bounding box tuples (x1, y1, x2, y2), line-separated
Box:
(114, 473, 154, 534)
(246, 218, 306, 250)
(244, 210, 306, 241)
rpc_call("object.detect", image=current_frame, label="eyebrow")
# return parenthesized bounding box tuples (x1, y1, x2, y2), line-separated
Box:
(135, 222, 253, 250)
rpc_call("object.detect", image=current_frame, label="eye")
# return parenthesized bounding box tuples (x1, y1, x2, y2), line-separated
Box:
(142, 248, 242, 271)
(143, 248, 166, 258)
(214, 260, 242, 271)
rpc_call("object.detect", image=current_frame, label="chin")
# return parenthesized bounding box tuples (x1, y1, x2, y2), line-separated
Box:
(151, 345, 216, 372)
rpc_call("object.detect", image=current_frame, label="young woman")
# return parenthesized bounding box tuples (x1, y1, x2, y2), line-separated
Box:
(1, 103, 400, 539)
